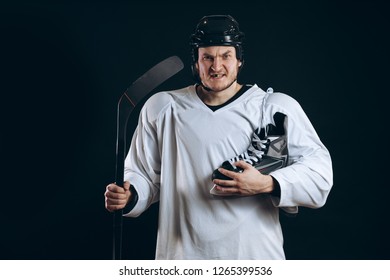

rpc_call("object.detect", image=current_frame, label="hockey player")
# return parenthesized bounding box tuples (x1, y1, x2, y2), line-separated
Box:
(105, 15, 333, 259)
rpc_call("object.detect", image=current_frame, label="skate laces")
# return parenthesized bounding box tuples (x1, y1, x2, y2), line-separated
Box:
(227, 132, 268, 167)
(227, 87, 273, 168)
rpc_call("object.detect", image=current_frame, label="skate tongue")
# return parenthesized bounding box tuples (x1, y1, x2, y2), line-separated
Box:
(247, 145, 264, 159)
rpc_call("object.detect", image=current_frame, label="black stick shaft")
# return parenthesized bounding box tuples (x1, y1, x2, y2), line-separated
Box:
(113, 94, 133, 260)
(112, 56, 184, 260)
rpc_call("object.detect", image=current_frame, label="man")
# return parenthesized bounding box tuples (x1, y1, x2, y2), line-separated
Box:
(105, 15, 333, 259)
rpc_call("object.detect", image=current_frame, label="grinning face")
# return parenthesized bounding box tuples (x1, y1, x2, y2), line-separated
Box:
(195, 46, 242, 93)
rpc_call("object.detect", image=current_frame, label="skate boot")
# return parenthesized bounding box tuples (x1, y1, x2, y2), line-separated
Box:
(212, 112, 288, 181)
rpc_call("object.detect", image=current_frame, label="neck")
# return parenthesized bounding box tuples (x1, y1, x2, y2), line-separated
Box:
(196, 81, 242, 106)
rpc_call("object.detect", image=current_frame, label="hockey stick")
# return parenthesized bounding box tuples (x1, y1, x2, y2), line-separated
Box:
(113, 56, 184, 260)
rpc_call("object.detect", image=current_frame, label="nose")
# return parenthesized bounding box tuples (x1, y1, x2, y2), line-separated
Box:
(211, 57, 223, 71)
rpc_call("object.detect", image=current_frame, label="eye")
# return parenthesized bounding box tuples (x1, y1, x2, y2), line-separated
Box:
(202, 55, 213, 61)
(223, 53, 232, 60)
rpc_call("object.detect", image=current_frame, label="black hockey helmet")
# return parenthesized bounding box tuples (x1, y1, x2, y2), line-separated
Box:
(190, 15, 245, 65)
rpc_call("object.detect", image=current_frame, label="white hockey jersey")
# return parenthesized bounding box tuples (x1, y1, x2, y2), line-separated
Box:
(123, 84, 333, 259)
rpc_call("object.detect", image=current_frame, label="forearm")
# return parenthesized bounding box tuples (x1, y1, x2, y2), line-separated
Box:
(270, 148, 333, 208)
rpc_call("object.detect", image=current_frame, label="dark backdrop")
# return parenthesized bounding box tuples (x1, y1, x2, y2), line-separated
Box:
(1, 0, 389, 260)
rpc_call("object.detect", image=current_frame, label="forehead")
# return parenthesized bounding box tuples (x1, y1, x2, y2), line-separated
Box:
(198, 46, 236, 55)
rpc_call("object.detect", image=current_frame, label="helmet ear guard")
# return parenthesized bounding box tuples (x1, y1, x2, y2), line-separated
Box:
(189, 15, 245, 82)
(190, 58, 200, 84)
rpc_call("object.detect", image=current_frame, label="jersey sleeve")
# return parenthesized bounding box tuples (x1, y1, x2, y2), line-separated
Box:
(265, 93, 333, 210)
(122, 92, 172, 217)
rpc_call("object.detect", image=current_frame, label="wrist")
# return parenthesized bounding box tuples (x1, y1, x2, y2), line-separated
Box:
(123, 185, 138, 212)
(269, 176, 281, 197)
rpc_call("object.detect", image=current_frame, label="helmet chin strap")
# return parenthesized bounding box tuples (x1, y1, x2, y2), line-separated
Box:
(200, 78, 237, 93)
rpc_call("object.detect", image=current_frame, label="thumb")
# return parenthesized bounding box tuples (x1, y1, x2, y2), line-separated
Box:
(123, 181, 131, 191)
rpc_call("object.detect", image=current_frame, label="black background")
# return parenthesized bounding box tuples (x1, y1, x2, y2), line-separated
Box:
(1, 0, 389, 260)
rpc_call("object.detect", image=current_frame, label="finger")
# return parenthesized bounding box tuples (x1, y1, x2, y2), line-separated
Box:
(213, 178, 237, 187)
(107, 183, 126, 194)
(234, 160, 253, 170)
(105, 197, 128, 209)
(217, 167, 240, 180)
(215, 185, 240, 194)
(105, 191, 128, 200)
(106, 196, 128, 204)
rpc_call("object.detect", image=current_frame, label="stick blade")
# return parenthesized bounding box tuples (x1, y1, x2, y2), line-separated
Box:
(125, 55, 184, 106)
